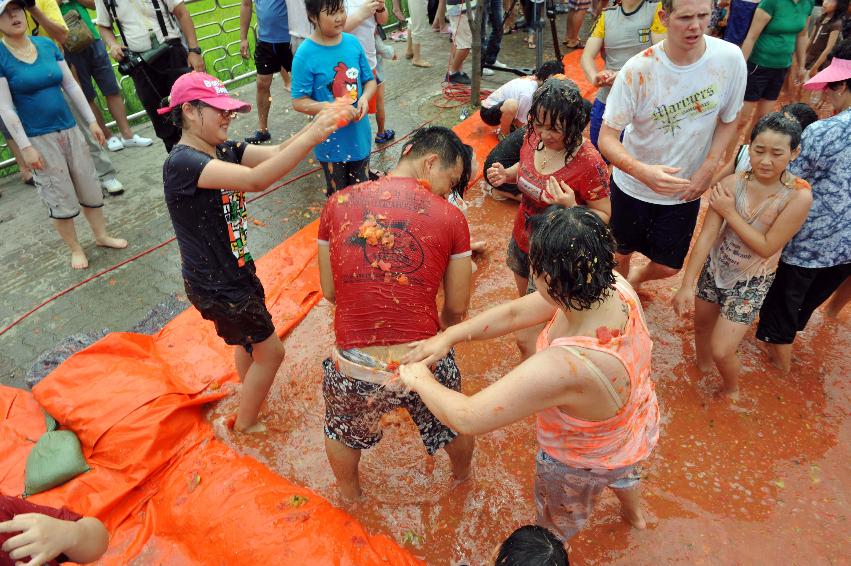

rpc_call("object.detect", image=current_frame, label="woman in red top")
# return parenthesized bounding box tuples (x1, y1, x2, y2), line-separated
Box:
(487, 76, 611, 358)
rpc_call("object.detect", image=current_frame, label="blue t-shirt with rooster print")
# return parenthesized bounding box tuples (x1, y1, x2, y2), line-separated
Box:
(163, 140, 260, 302)
(291, 33, 374, 163)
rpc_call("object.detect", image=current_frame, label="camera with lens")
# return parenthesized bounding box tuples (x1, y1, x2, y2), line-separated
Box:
(117, 41, 171, 76)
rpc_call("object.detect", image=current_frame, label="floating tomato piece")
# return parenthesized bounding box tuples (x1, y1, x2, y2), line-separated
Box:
(377, 260, 392, 272)
(386, 361, 400, 371)
(611, 328, 621, 338)
(595, 326, 613, 344)
(396, 274, 409, 285)
(337, 194, 349, 203)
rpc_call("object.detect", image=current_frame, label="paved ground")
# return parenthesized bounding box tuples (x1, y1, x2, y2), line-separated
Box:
(0, 14, 589, 388)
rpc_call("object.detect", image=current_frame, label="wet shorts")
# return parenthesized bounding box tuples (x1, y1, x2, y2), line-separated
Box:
(744, 62, 789, 102)
(696, 259, 775, 325)
(184, 269, 275, 349)
(254, 40, 294, 75)
(322, 351, 461, 454)
(535, 450, 640, 541)
(31, 127, 103, 219)
(506, 237, 538, 293)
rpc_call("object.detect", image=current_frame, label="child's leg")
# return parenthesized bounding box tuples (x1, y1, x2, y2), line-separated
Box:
(325, 437, 364, 500)
(234, 333, 285, 433)
(709, 316, 749, 399)
(81, 207, 128, 249)
(320, 161, 347, 196)
(348, 159, 370, 187)
(234, 345, 252, 382)
(611, 485, 646, 529)
(54, 218, 89, 269)
(694, 298, 720, 373)
(499, 98, 519, 136)
(443, 434, 475, 482)
(375, 82, 387, 135)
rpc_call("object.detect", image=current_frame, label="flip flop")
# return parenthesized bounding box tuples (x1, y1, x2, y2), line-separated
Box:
(412, 60, 433, 68)
(562, 40, 585, 49)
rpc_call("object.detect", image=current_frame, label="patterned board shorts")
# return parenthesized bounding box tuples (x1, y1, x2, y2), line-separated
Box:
(322, 351, 461, 455)
(696, 259, 775, 325)
(535, 450, 640, 541)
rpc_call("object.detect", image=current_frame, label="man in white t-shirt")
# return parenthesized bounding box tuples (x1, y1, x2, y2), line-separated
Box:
(598, 0, 746, 288)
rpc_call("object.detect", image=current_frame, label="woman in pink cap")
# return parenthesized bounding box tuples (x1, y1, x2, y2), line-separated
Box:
(756, 39, 851, 372)
(160, 72, 355, 433)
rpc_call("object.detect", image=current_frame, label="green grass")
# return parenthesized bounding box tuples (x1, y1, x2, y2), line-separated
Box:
(1, 0, 405, 177)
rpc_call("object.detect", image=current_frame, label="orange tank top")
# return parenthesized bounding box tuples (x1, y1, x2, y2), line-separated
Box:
(535, 278, 660, 470)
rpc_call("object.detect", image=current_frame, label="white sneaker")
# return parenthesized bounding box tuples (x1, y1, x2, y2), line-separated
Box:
(106, 136, 124, 152)
(101, 177, 124, 196)
(482, 67, 495, 76)
(493, 59, 508, 68)
(121, 134, 153, 148)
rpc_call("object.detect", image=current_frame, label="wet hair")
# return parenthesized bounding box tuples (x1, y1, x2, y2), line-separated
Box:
(494, 525, 569, 566)
(779, 102, 818, 131)
(305, 0, 345, 26)
(526, 77, 587, 163)
(827, 39, 851, 92)
(750, 112, 802, 150)
(535, 60, 564, 82)
(399, 126, 474, 198)
(824, 0, 849, 22)
(528, 206, 617, 311)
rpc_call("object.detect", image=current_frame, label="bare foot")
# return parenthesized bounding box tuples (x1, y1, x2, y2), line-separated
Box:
(234, 420, 267, 434)
(70, 249, 89, 269)
(338, 485, 364, 502)
(620, 506, 647, 529)
(722, 386, 740, 402)
(96, 236, 128, 249)
(755, 340, 791, 374)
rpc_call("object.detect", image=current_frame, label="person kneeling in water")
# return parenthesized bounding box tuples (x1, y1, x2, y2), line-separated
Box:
(400, 206, 659, 540)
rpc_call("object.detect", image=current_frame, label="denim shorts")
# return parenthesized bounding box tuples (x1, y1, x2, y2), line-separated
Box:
(64, 39, 121, 101)
(535, 450, 640, 541)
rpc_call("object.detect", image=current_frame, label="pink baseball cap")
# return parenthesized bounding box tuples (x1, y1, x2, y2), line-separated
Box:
(804, 57, 851, 90)
(157, 72, 252, 115)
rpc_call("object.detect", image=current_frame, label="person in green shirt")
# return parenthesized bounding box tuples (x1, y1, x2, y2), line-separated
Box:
(58, 0, 152, 151)
(729, 0, 812, 159)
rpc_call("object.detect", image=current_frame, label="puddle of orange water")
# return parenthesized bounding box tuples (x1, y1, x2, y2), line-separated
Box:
(207, 179, 850, 565)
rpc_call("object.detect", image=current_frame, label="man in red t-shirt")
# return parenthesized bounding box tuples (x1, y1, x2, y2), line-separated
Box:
(0, 495, 109, 565)
(317, 126, 475, 501)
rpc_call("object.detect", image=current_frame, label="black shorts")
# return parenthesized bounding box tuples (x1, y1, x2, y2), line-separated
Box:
(480, 100, 505, 126)
(320, 159, 369, 196)
(609, 179, 701, 270)
(744, 62, 789, 102)
(184, 269, 275, 349)
(756, 261, 851, 344)
(254, 40, 293, 75)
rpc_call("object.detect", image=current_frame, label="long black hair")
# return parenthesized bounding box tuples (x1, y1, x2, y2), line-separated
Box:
(525, 77, 588, 164)
(528, 206, 617, 311)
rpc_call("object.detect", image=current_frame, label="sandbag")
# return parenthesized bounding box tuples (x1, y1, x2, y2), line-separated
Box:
(24, 430, 90, 497)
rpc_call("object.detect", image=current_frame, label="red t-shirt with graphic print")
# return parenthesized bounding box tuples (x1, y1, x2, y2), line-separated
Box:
(513, 133, 610, 252)
(318, 177, 471, 349)
(1, 495, 82, 566)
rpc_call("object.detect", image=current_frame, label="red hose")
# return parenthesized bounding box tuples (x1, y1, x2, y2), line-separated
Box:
(0, 121, 432, 338)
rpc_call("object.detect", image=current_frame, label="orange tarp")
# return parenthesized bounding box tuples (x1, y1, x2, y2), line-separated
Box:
(1, 222, 420, 565)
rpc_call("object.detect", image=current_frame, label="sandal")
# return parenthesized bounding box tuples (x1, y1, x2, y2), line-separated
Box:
(562, 39, 585, 49)
(374, 129, 396, 144)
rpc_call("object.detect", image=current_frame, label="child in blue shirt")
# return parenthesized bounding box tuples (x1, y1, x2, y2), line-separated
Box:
(292, 0, 377, 196)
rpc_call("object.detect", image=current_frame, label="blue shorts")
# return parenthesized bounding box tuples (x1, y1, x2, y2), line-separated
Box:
(64, 39, 121, 101)
(724, 0, 758, 46)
